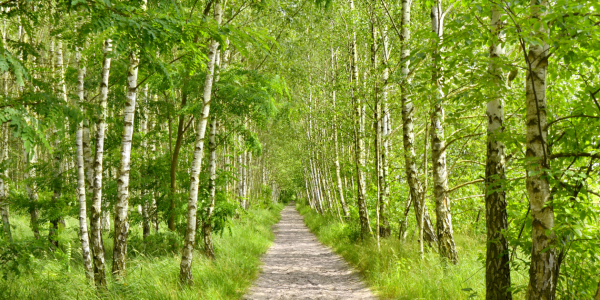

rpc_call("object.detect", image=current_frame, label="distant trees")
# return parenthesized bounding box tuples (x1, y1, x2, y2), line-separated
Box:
(0, 0, 599, 298)
(292, 0, 600, 299)
(1, 0, 287, 289)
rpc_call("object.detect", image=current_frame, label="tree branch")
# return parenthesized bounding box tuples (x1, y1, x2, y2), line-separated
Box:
(442, 133, 484, 152)
(448, 178, 484, 194)
(549, 152, 600, 160)
(546, 114, 600, 129)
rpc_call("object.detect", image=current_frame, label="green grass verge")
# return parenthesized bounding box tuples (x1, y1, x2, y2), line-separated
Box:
(0, 203, 283, 300)
(297, 202, 528, 300)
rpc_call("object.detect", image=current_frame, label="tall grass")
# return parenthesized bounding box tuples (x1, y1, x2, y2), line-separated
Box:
(0, 203, 283, 300)
(297, 203, 528, 300)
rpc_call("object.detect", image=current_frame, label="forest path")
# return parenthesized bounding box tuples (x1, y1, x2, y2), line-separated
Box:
(244, 204, 377, 300)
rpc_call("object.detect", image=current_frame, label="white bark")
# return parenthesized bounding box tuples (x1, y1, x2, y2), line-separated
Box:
(399, 0, 437, 245)
(75, 49, 94, 281)
(180, 0, 222, 283)
(349, 0, 371, 237)
(90, 39, 112, 287)
(333, 94, 349, 218)
(112, 52, 140, 279)
(525, 0, 556, 298)
(0, 122, 11, 242)
(24, 147, 40, 239)
(379, 28, 391, 237)
(203, 118, 218, 259)
(430, 0, 458, 263)
(485, 3, 512, 298)
(140, 85, 150, 238)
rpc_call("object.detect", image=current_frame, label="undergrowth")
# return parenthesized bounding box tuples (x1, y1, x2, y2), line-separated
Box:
(297, 202, 528, 300)
(0, 203, 283, 300)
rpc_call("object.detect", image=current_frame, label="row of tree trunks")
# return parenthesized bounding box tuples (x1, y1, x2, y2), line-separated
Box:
(349, 0, 372, 239)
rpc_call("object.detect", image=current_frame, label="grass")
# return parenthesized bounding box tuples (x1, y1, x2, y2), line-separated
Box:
(0, 203, 283, 300)
(297, 202, 529, 300)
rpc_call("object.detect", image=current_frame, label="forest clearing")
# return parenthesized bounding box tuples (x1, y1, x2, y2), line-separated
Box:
(1, 0, 599, 299)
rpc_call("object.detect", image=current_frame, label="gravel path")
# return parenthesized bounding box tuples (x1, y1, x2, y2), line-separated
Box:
(244, 205, 377, 300)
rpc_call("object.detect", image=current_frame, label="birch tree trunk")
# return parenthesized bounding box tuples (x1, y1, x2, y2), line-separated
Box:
(0, 122, 11, 242)
(399, 0, 437, 245)
(24, 147, 40, 239)
(379, 28, 391, 238)
(83, 114, 94, 191)
(237, 139, 244, 207)
(112, 52, 140, 279)
(430, 0, 458, 264)
(372, 20, 381, 246)
(349, 0, 371, 238)
(203, 118, 218, 259)
(525, 0, 556, 298)
(90, 39, 113, 287)
(75, 48, 94, 281)
(398, 194, 412, 240)
(140, 85, 151, 239)
(180, 0, 222, 283)
(332, 91, 349, 218)
(485, 2, 512, 298)
(49, 39, 67, 248)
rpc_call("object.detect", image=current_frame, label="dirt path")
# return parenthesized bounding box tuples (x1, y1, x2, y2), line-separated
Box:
(244, 205, 377, 300)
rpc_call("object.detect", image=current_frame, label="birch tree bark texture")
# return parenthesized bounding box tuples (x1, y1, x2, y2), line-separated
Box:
(430, 0, 458, 264)
(140, 85, 151, 239)
(24, 147, 40, 240)
(349, 0, 371, 238)
(112, 52, 140, 279)
(525, 0, 557, 298)
(76, 48, 94, 281)
(203, 118, 218, 259)
(180, 0, 222, 283)
(399, 0, 437, 245)
(90, 39, 113, 287)
(0, 122, 11, 242)
(485, 2, 512, 299)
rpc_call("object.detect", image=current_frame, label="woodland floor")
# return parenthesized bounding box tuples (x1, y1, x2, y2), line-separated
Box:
(244, 204, 377, 300)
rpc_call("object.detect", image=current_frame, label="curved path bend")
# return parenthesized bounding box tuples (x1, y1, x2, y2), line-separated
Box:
(244, 205, 377, 300)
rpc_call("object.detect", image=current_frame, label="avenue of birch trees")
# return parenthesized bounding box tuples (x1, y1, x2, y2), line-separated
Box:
(288, 0, 600, 299)
(1, 0, 600, 299)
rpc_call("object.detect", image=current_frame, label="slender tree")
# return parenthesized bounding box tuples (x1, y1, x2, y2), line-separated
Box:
(485, 1, 512, 298)
(89, 39, 113, 287)
(525, 0, 557, 298)
(180, 0, 223, 283)
(349, 0, 372, 238)
(75, 48, 94, 281)
(430, 0, 458, 264)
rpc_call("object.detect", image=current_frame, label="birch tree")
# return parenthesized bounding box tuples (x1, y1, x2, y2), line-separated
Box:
(396, 0, 438, 245)
(485, 1, 511, 298)
(89, 39, 113, 287)
(349, 0, 371, 238)
(180, 0, 223, 283)
(525, 0, 557, 298)
(75, 48, 94, 281)
(112, 50, 140, 279)
(0, 123, 11, 242)
(430, 0, 458, 264)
